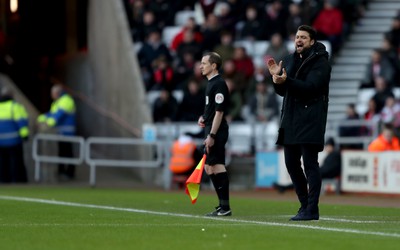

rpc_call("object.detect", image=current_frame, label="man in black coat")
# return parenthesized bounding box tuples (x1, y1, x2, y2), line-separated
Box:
(267, 25, 331, 221)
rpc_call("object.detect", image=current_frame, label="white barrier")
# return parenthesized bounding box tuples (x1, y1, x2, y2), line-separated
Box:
(342, 151, 400, 194)
(32, 134, 85, 182)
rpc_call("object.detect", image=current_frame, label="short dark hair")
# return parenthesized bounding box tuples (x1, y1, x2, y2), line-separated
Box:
(203, 52, 222, 70)
(297, 25, 317, 41)
(383, 123, 394, 131)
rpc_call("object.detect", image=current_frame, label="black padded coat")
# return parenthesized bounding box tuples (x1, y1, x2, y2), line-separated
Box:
(273, 42, 331, 151)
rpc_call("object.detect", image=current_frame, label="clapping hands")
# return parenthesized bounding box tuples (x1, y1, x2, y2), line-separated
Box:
(266, 58, 287, 84)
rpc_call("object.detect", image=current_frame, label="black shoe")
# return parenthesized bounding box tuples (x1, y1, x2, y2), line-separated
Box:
(205, 206, 221, 216)
(290, 210, 319, 221)
(290, 207, 306, 221)
(216, 209, 232, 216)
(205, 206, 232, 216)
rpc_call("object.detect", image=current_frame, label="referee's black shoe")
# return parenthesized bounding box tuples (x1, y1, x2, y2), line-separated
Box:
(205, 206, 232, 216)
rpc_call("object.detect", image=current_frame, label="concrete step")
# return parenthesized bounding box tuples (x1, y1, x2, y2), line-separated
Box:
(364, 10, 399, 18)
(344, 40, 383, 49)
(328, 104, 348, 112)
(368, 2, 400, 10)
(332, 65, 367, 73)
(338, 49, 373, 57)
(327, 112, 346, 121)
(329, 96, 358, 104)
(334, 56, 369, 65)
(330, 80, 360, 87)
(331, 72, 365, 80)
(348, 33, 383, 41)
(358, 18, 393, 26)
(330, 88, 358, 96)
(353, 25, 391, 33)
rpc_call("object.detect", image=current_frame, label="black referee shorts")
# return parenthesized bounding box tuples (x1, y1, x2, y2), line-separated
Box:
(204, 126, 229, 166)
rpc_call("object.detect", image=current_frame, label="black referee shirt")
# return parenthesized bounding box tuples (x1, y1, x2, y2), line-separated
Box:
(203, 74, 229, 129)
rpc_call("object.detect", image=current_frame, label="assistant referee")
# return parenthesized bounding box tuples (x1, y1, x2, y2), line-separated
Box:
(197, 52, 231, 216)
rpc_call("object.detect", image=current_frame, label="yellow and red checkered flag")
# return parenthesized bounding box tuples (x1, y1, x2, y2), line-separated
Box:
(185, 153, 206, 204)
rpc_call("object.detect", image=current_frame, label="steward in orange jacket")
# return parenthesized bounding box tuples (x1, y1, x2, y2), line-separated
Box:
(169, 135, 199, 175)
(368, 123, 400, 152)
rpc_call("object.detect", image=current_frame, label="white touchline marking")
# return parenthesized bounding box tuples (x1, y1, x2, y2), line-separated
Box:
(0, 195, 399, 238)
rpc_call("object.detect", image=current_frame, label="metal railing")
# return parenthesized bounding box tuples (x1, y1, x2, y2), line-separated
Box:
(85, 137, 164, 187)
(32, 134, 85, 182)
(31, 119, 381, 188)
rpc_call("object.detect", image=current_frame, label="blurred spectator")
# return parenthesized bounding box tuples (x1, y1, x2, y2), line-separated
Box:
(232, 46, 255, 85)
(225, 78, 243, 122)
(138, 29, 172, 90)
(174, 51, 196, 88)
(152, 88, 178, 122)
(385, 16, 400, 51)
(130, 0, 146, 42)
(169, 133, 202, 188)
(381, 35, 400, 87)
(37, 84, 76, 180)
(247, 81, 279, 122)
(260, 0, 288, 40)
(371, 76, 395, 113)
(176, 29, 203, 62)
(319, 137, 342, 179)
(199, 0, 218, 18)
(244, 65, 268, 102)
(169, 133, 201, 175)
(380, 96, 400, 131)
(0, 86, 29, 183)
(134, 10, 160, 43)
(213, 30, 235, 61)
(201, 13, 222, 52)
(177, 79, 205, 121)
(286, 3, 305, 40)
(264, 33, 290, 63)
(312, 0, 344, 54)
(170, 16, 203, 52)
(151, 56, 175, 91)
(361, 49, 395, 88)
(147, 0, 176, 28)
(339, 0, 367, 37)
(214, 1, 237, 35)
(237, 4, 263, 41)
(368, 123, 400, 152)
(339, 103, 362, 149)
(361, 98, 380, 135)
(221, 59, 246, 94)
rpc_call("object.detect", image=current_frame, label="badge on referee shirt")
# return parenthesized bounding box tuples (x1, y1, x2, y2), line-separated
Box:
(215, 93, 224, 104)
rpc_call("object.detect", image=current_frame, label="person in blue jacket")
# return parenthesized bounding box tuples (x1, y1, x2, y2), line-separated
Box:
(0, 86, 29, 183)
(37, 84, 76, 180)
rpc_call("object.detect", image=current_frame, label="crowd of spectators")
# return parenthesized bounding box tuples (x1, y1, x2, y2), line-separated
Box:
(124, 0, 368, 124)
(341, 11, 400, 145)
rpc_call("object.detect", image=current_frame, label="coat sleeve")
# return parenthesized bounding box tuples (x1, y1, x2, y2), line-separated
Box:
(285, 57, 331, 98)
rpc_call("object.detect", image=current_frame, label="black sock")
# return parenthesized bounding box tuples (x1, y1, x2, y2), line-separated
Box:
(209, 174, 222, 206)
(215, 172, 230, 210)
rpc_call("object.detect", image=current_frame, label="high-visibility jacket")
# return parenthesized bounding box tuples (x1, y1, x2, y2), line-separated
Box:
(37, 93, 76, 136)
(368, 134, 400, 152)
(169, 140, 196, 174)
(0, 98, 29, 147)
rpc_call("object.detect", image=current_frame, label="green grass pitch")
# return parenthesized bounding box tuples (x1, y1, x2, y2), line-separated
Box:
(0, 186, 399, 250)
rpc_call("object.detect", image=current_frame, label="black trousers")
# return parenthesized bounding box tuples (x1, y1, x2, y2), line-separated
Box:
(58, 141, 75, 178)
(283, 144, 321, 213)
(0, 143, 27, 183)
